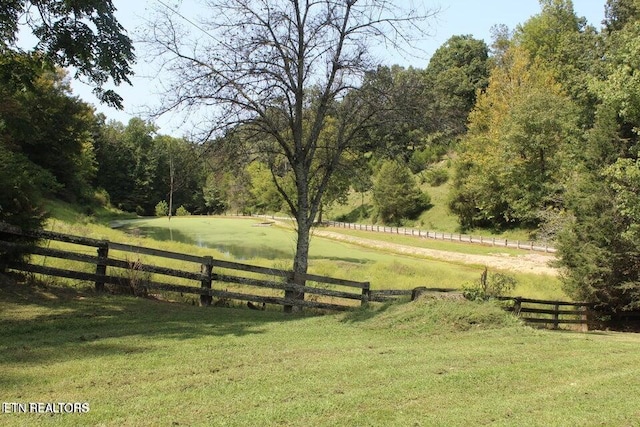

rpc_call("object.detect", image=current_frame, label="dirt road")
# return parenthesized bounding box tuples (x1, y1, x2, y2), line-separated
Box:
(314, 229, 559, 276)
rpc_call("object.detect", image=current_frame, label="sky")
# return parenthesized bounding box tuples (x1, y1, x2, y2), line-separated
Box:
(67, 0, 608, 137)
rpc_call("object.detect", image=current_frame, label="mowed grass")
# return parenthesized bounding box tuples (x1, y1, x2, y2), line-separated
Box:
(2, 282, 640, 426)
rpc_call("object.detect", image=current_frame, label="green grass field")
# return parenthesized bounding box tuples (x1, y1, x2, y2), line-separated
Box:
(2, 281, 640, 426)
(1, 203, 636, 425)
(115, 216, 564, 300)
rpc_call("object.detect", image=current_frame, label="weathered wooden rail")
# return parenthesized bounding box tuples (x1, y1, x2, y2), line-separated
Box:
(373, 287, 593, 330)
(498, 296, 592, 330)
(0, 222, 370, 312)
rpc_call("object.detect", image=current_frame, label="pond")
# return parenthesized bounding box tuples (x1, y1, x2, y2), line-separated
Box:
(118, 218, 294, 260)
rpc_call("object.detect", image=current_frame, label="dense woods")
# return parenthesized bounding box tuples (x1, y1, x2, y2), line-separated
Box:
(2, 0, 640, 311)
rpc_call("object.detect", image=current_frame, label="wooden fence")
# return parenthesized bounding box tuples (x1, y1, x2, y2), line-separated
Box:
(0, 222, 370, 312)
(498, 296, 592, 330)
(372, 287, 592, 330)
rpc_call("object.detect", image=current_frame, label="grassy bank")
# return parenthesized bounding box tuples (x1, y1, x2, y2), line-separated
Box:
(1, 281, 639, 426)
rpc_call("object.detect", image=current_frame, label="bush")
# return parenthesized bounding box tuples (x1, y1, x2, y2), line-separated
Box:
(373, 160, 430, 225)
(463, 268, 517, 301)
(176, 205, 191, 216)
(155, 200, 169, 217)
(424, 167, 449, 186)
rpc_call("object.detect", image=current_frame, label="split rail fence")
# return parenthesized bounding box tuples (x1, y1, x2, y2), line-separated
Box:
(498, 296, 592, 330)
(373, 287, 593, 330)
(0, 222, 370, 312)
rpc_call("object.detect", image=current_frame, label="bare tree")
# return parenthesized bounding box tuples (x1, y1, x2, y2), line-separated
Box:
(146, 0, 438, 307)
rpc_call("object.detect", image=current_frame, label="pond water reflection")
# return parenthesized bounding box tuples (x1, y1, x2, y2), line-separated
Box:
(122, 224, 292, 260)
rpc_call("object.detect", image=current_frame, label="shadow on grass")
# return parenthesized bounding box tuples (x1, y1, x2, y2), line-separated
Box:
(309, 255, 371, 264)
(339, 300, 398, 323)
(0, 280, 301, 367)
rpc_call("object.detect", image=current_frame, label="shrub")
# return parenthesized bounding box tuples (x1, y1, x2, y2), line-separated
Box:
(463, 268, 517, 301)
(424, 167, 449, 186)
(176, 205, 191, 216)
(373, 160, 431, 225)
(155, 200, 169, 217)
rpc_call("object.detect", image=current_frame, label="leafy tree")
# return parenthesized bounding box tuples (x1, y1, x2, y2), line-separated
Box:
(147, 0, 439, 304)
(202, 172, 228, 215)
(18, 68, 97, 201)
(154, 135, 207, 216)
(423, 35, 490, 144)
(372, 160, 430, 225)
(1, 54, 97, 202)
(555, 6, 640, 312)
(514, 0, 601, 123)
(246, 162, 284, 214)
(361, 37, 489, 169)
(450, 46, 581, 229)
(175, 205, 191, 216)
(1, 0, 135, 108)
(93, 118, 137, 210)
(604, 0, 640, 33)
(0, 146, 56, 271)
(361, 65, 432, 161)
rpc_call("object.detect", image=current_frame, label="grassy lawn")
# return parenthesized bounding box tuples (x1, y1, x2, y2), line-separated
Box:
(2, 281, 640, 426)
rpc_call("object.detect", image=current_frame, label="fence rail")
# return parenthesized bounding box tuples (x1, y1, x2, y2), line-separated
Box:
(498, 296, 592, 330)
(371, 287, 592, 330)
(0, 222, 370, 312)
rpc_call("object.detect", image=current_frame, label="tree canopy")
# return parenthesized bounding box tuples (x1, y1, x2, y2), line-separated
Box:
(0, 0, 135, 108)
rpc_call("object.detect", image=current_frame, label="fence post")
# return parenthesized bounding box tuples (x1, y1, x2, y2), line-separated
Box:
(200, 256, 213, 306)
(513, 297, 522, 316)
(284, 271, 304, 313)
(361, 282, 371, 306)
(553, 302, 560, 329)
(580, 305, 589, 332)
(95, 241, 109, 292)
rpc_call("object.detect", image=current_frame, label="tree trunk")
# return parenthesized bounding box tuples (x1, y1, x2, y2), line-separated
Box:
(284, 176, 313, 312)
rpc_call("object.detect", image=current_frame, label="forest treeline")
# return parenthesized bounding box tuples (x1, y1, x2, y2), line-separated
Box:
(2, 0, 640, 311)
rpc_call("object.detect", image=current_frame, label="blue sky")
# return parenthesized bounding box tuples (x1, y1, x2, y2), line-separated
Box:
(69, 0, 607, 137)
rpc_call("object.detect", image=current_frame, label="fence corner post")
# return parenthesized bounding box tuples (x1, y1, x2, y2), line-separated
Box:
(513, 297, 522, 316)
(580, 305, 589, 332)
(95, 241, 109, 292)
(200, 256, 213, 307)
